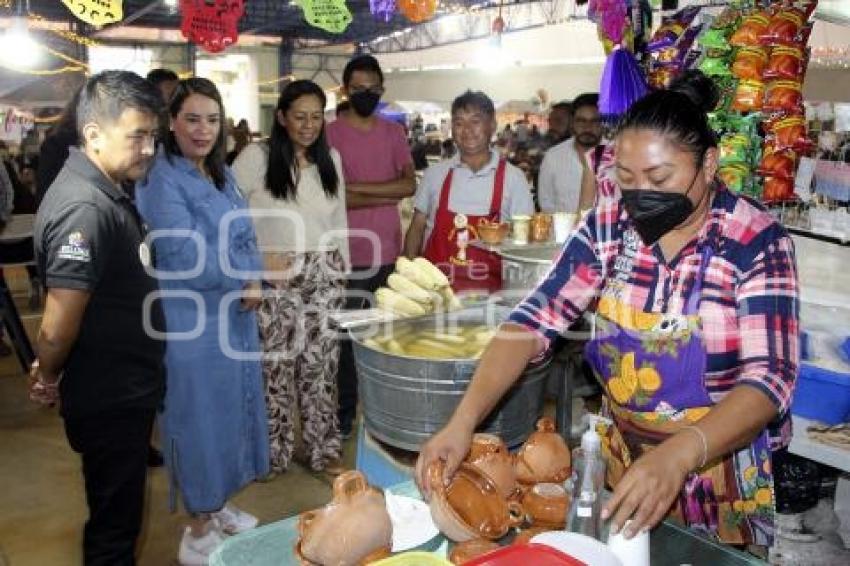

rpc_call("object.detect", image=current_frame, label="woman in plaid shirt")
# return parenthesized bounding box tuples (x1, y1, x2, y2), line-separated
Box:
(417, 71, 798, 547)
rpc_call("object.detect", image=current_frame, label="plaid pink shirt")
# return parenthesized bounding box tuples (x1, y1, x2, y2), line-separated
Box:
(509, 187, 800, 448)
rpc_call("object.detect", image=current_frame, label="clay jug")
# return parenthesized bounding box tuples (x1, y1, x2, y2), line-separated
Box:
(514, 417, 571, 484)
(296, 470, 392, 565)
(466, 433, 517, 499)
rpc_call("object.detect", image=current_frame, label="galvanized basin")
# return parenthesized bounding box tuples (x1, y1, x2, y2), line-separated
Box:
(500, 243, 563, 296)
(349, 304, 551, 451)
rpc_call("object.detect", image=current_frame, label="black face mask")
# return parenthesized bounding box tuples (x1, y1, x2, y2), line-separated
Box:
(621, 171, 700, 246)
(349, 91, 381, 117)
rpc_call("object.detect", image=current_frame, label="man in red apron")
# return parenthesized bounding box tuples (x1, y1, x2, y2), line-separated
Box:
(403, 90, 534, 292)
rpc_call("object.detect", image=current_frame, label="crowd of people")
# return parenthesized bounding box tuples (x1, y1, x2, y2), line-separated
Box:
(19, 51, 628, 566)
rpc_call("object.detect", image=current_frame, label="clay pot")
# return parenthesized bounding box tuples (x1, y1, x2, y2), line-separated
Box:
(514, 417, 571, 485)
(449, 538, 500, 564)
(512, 526, 551, 546)
(521, 482, 570, 529)
(296, 470, 393, 566)
(428, 460, 525, 542)
(477, 222, 510, 245)
(466, 433, 517, 499)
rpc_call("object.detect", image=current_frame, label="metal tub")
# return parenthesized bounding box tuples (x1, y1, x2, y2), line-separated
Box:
(349, 304, 551, 451)
(500, 243, 563, 295)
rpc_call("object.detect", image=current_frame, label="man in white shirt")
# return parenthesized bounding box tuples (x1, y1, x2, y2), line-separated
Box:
(404, 91, 533, 292)
(537, 93, 602, 213)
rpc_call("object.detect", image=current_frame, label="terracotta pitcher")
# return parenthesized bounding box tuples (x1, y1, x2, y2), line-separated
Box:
(296, 470, 392, 565)
(521, 482, 570, 529)
(466, 433, 517, 499)
(514, 417, 571, 484)
(428, 460, 524, 542)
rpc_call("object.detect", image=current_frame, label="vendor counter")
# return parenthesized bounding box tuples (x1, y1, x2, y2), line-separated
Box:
(209, 480, 765, 566)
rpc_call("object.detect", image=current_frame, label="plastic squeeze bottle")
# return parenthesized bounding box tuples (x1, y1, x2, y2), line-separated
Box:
(566, 426, 607, 539)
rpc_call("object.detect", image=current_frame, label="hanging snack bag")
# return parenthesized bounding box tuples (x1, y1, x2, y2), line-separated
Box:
(719, 163, 750, 193)
(720, 133, 752, 165)
(732, 46, 769, 81)
(657, 24, 703, 65)
(648, 5, 701, 52)
(730, 10, 771, 47)
(764, 80, 803, 113)
(760, 2, 817, 46)
(762, 175, 795, 201)
(770, 115, 810, 152)
(731, 79, 766, 112)
(764, 46, 804, 80)
(758, 146, 798, 180)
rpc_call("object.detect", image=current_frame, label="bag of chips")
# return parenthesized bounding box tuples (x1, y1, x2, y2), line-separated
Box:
(758, 147, 798, 179)
(730, 11, 771, 47)
(764, 46, 804, 80)
(732, 46, 769, 81)
(760, 3, 816, 46)
(720, 133, 753, 165)
(769, 115, 811, 152)
(762, 175, 795, 201)
(648, 5, 701, 52)
(698, 28, 731, 51)
(700, 56, 733, 77)
(657, 24, 703, 65)
(764, 80, 803, 113)
(731, 79, 765, 112)
(719, 163, 749, 193)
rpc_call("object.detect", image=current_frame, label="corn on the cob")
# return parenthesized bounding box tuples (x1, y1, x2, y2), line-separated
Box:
(387, 273, 433, 304)
(413, 257, 450, 288)
(395, 256, 439, 290)
(439, 286, 463, 311)
(375, 287, 427, 317)
(386, 339, 405, 355)
(417, 331, 466, 344)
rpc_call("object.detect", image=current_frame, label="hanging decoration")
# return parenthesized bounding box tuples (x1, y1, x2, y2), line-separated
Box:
(60, 0, 123, 27)
(598, 46, 648, 122)
(180, 0, 245, 53)
(397, 0, 437, 24)
(589, 0, 628, 53)
(297, 0, 352, 34)
(370, 0, 396, 23)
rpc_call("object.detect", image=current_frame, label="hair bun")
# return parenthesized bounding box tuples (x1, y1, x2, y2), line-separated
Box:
(668, 70, 719, 114)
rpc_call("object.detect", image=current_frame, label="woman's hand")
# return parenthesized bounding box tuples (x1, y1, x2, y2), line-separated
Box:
(414, 418, 474, 500)
(601, 439, 694, 539)
(241, 281, 262, 311)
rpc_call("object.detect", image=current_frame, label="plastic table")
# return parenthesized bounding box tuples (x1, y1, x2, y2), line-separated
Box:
(209, 480, 765, 566)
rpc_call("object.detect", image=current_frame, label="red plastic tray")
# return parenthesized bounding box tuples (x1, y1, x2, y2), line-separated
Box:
(463, 543, 587, 566)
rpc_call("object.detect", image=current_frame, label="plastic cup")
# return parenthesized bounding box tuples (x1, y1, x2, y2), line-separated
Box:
(553, 212, 577, 243)
(606, 522, 650, 566)
(511, 215, 531, 245)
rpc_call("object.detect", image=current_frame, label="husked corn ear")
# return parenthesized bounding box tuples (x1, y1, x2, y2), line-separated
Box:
(439, 286, 463, 311)
(395, 257, 438, 290)
(386, 339, 405, 355)
(413, 257, 450, 288)
(387, 273, 433, 304)
(375, 287, 427, 316)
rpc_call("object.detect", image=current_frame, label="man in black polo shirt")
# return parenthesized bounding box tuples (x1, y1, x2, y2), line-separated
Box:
(31, 71, 165, 566)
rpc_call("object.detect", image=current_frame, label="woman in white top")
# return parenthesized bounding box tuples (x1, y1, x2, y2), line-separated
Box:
(232, 80, 348, 473)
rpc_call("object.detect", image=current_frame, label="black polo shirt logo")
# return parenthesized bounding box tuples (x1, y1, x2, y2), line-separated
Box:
(57, 231, 92, 263)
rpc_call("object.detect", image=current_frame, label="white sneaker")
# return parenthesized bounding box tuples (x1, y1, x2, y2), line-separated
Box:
(178, 522, 226, 566)
(213, 503, 259, 535)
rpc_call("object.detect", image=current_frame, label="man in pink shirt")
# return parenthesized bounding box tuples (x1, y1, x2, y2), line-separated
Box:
(327, 55, 415, 437)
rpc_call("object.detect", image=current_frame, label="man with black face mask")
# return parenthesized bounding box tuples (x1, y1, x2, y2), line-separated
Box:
(327, 55, 416, 438)
(538, 93, 602, 213)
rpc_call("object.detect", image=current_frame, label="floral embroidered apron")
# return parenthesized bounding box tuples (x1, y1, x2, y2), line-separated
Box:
(584, 231, 775, 546)
(422, 160, 506, 292)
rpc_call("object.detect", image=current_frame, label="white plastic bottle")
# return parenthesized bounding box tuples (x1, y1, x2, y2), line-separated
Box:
(566, 427, 607, 539)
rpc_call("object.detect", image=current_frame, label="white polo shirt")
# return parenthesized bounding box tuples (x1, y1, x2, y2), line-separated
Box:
(537, 137, 584, 213)
(414, 150, 534, 244)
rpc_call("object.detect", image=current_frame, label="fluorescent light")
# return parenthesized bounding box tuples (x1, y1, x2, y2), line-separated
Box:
(0, 17, 41, 69)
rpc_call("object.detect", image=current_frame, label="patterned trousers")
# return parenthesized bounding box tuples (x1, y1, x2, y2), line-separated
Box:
(257, 251, 345, 472)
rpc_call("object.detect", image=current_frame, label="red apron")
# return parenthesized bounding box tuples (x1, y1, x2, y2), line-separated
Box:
(422, 160, 506, 292)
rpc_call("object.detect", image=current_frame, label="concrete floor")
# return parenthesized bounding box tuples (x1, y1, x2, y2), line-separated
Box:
(0, 267, 357, 566)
